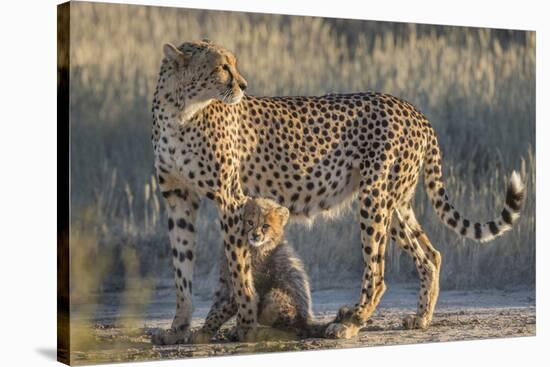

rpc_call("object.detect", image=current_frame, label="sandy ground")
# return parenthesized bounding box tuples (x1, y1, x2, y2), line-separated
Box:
(69, 286, 535, 365)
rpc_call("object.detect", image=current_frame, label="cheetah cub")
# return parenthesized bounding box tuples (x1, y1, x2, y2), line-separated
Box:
(194, 197, 327, 342)
(242, 197, 315, 332)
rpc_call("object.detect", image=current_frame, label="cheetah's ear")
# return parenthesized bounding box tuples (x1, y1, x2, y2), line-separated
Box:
(276, 206, 290, 227)
(163, 43, 190, 67)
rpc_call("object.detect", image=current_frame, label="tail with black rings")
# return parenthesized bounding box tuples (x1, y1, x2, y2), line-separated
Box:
(422, 129, 525, 242)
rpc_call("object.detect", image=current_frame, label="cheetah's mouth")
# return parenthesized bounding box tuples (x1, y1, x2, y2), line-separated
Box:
(248, 238, 267, 247)
(220, 88, 244, 104)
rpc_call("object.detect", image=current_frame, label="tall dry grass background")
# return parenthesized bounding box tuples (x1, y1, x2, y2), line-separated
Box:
(68, 1, 535, 310)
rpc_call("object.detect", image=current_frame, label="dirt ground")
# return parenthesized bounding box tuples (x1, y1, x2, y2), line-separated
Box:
(69, 286, 536, 365)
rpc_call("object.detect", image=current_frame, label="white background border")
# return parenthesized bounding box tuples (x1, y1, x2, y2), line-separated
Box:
(0, 0, 545, 366)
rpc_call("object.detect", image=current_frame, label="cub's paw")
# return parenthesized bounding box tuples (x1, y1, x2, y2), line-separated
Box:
(258, 327, 298, 341)
(324, 322, 360, 339)
(151, 328, 192, 345)
(191, 329, 214, 344)
(228, 325, 259, 342)
(402, 315, 429, 330)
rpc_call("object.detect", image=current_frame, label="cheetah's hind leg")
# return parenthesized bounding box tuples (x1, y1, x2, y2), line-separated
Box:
(390, 206, 441, 330)
(325, 181, 391, 339)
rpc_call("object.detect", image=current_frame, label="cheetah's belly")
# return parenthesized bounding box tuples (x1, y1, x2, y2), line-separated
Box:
(241, 158, 361, 220)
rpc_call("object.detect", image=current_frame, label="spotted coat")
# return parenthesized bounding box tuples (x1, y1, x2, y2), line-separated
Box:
(150, 41, 525, 343)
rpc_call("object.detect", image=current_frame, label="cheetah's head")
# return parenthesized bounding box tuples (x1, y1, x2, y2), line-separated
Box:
(243, 198, 290, 248)
(161, 40, 248, 108)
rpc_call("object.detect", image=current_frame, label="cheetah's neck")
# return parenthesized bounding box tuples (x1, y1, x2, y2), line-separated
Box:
(179, 99, 214, 122)
(154, 93, 214, 126)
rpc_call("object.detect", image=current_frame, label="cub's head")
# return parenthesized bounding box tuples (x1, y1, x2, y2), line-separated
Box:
(161, 40, 248, 106)
(243, 198, 290, 248)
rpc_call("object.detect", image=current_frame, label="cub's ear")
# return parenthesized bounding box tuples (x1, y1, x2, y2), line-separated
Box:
(276, 206, 290, 227)
(163, 43, 190, 67)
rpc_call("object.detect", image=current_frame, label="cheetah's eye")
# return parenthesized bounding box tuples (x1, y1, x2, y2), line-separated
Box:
(262, 224, 270, 231)
(247, 220, 254, 226)
(222, 64, 230, 72)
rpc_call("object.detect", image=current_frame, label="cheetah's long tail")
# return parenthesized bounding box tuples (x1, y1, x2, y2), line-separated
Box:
(423, 130, 525, 243)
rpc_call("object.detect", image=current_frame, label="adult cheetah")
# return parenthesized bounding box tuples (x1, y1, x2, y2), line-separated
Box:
(151, 40, 525, 343)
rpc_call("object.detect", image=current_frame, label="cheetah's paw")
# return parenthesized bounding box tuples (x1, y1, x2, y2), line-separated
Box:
(402, 315, 429, 330)
(191, 329, 214, 344)
(228, 325, 259, 342)
(324, 322, 360, 339)
(151, 328, 192, 345)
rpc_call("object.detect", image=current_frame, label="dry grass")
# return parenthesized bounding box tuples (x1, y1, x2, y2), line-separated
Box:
(68, 2, 535, 296)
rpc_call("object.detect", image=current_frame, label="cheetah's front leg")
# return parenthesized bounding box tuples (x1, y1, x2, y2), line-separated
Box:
(218, 200, 259, 341)
(192, 256, 237, 343)
(151, 184, 200, 345)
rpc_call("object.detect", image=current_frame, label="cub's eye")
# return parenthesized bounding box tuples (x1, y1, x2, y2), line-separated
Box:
(262, 224, 270, 231)
(247, 220, 254, 226)
(222, 64, 230, 72)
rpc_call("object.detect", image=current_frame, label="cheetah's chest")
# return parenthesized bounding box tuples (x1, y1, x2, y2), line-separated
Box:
(154, 117, 225, 193)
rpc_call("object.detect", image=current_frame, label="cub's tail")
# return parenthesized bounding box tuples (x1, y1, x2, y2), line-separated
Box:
(423, 130, 525, 242)
(298, 322, 332, 338)
(298, 306, 353, 338)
